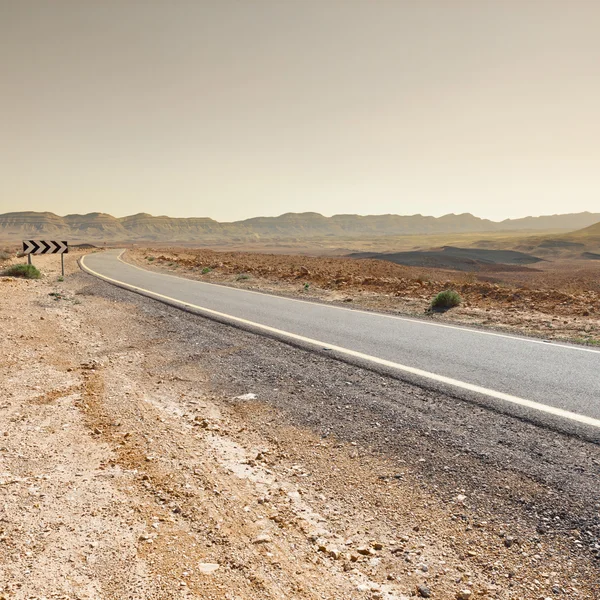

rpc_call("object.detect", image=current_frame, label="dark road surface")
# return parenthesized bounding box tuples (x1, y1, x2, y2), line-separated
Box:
(81, 250, 600, 433)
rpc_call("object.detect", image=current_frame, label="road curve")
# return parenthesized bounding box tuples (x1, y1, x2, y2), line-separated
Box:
(80, 250, 600, 432)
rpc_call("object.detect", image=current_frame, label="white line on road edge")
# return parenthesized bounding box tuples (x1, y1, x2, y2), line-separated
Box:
(114, 250, 600, 355)
(81, 254, 600, 430)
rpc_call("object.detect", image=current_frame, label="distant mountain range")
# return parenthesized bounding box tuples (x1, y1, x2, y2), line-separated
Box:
(0, 210, 599, 243)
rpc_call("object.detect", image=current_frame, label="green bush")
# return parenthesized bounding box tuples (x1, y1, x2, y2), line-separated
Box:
(201, 267, 212, 274)
(431, 289, 461, 309)
(236, 273, 250, 281)
(0, 251, 12, 262)
(3, 264, 41, 279)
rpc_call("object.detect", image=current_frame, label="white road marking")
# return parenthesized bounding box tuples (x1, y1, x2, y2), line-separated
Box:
(81, 254, 600, 429)
(113, 251, 600, 355)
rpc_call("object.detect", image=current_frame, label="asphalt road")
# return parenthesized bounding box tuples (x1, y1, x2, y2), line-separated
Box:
(81, 250, 600, 432)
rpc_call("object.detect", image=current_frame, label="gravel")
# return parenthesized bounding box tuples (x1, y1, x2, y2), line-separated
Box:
(86, 272, 600, 548)
(78, 271, 600, 597)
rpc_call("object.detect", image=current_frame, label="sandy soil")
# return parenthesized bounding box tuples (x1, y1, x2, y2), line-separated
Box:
(0, 253, 598, 599)
(125, 248, 600, 346)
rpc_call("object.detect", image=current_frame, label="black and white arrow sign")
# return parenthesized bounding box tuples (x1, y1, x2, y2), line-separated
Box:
(22, 240, 68, 255)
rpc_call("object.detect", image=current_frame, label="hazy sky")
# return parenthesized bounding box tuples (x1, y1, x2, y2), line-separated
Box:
(1, 1, 599, 222)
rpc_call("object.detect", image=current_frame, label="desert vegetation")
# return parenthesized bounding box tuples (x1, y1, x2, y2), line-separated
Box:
(430, 290, 462, 309)
(3, 263, 41, 279)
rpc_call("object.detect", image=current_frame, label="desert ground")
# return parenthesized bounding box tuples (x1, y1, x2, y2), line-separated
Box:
(125, 247, 600, 346)
(1, 251, 599, 599)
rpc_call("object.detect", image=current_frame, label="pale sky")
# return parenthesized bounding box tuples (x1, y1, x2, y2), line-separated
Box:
(1, 0, 599, 222)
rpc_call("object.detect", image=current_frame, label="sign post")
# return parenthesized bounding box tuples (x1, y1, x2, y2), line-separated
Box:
(22, 240, 69, 274)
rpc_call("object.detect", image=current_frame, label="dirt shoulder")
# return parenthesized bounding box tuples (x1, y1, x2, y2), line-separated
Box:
(0, 253, 598, 599)
(125, 248, 600, 347)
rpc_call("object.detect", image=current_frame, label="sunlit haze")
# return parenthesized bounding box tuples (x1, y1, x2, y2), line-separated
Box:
(2, 1, 599, 221)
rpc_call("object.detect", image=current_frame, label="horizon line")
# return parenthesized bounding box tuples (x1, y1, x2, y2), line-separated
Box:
(0, 209, 598, 224)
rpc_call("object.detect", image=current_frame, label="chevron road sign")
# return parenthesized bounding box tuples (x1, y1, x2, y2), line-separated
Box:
(22, 240, 69, 276)
(23, 240, 69, 255)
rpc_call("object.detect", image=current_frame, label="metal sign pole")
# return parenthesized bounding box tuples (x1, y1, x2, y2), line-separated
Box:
(28, 253, 32, 265)
(61, 253, 64, 277)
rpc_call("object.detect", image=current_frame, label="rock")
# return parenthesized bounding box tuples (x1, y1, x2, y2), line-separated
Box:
(456, 590, 472, 600)
(197, 563, 220, 574)
(417, 584, 432, 598)
(236, 393, 258, 401)
(504, 536, 515, 548)
(357, 546, 375, 556)
(371, 541, 384, 550)
(253, 534, 272, 544)
(299, 266, 310, 275)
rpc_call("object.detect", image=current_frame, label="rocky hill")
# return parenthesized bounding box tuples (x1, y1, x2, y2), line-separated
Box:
(558, 220, 600, 253)
(491, 220, 600, 258)
(568, 220, 600, 239)
(1, 210, 599, 243)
